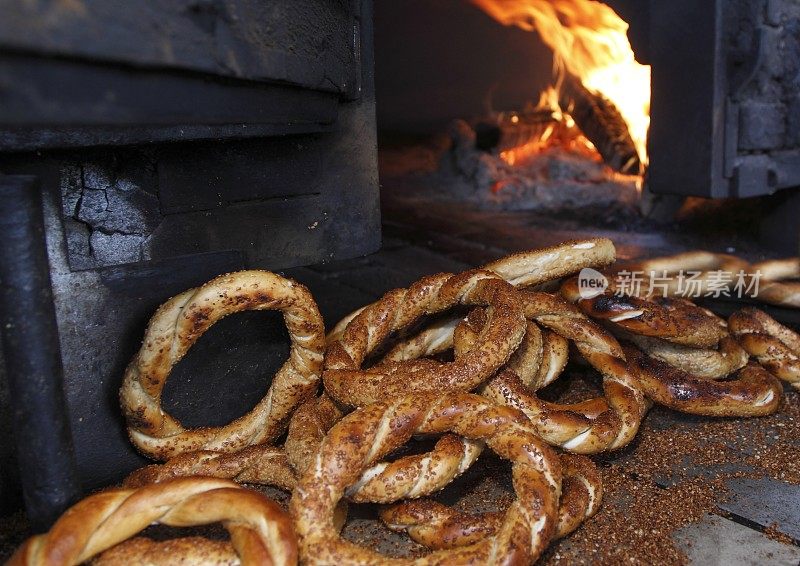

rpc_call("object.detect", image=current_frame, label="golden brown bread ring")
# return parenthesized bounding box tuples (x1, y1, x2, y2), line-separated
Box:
(379, 454, 602, 549)
(290, 393, 561, 565)
(119, 271, 325, 460)
(326, 238, 616, 357)
(482, 238, 616, 287)
(729, 308, 800, 389)
(626, 335, 749, 379)
(459, 292, 648, 453)
(561, 280, 728, 348)
(624, 345, 783, 416)
(619, 251, 750, 298)
(323, 270, 527, 408)
(749, 258, 800, 308)
(8, 478, 297, 566)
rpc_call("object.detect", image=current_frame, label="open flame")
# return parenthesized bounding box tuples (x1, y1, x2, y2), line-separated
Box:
(471, 0, 651, 166)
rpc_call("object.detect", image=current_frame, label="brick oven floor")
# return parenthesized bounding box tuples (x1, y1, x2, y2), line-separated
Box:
(1, 181, 798, 564)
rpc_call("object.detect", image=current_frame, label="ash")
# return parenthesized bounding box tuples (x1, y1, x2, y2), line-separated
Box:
(392, 120, 641, 216)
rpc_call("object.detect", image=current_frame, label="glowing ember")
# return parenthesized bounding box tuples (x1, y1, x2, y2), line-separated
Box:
(471, 0, 651, 166)
(497, 87, 601, 166)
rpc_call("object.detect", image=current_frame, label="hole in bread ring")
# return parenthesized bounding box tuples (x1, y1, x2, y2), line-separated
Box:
(379, 453, 602, 549)
(120, 271, 325, 460)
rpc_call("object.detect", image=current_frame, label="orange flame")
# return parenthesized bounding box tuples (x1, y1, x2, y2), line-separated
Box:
(471, 0, 650, 165)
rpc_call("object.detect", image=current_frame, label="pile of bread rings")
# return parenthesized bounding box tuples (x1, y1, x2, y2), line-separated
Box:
(10, 239, 799, 565)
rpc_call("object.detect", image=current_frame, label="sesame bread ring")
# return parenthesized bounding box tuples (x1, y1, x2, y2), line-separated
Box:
(290, 393, 561, 565)
(729, 308, 800, 389)
(626, 335, 749, 379)
(621, 251, 750, 298)
(624, 345, 782, 416)
(120, 271, 325, 460)
(561, 281, 728, 348)
(8, 478, 296, 566)
(751, 258, 800, 308)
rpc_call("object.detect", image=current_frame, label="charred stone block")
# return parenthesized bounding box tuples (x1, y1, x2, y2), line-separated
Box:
(739, 101, 786, 150)
(788, 95, 800, 145)
(762, 26, 785, 77)
(733, 154, 776, 197)
(88, 232, 144, 265)
(766, 0, 785, 26)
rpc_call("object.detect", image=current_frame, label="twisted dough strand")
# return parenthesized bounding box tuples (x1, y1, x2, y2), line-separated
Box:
(729, 307, 800, 389)
(8, 478, 297, 566)
(561, 281, 728, 348)
(624, 345, 782, 416)
(626, 335, 749, 379)
(120, 271, 325, 460)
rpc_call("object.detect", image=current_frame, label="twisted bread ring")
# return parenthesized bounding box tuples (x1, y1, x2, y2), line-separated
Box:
(325, 238, 616, 358)
(729, 308, 800, 389)
(623, 345, 782, 416)
(120, 271, 325, 460)
(749, 258, 800, 308)
(323, 270, 527, 408)
(619, 251, 750, 298)
(8, 477, 297, 566)
(626, 335, 749, 379)
(379, 453, 602, 549)
(458, 292, 648, 453)
(614, 251, 750, 300)
(290, 392, 561, 565)
(561, 281, 727, 348)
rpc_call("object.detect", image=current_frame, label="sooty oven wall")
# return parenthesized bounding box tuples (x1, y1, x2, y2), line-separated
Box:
(0, 0, 379, 519)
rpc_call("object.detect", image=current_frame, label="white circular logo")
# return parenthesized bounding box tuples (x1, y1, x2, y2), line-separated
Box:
(577, 268, 609, 299)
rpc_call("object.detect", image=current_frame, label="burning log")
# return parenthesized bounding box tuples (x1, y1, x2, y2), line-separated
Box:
(474, 110, 567, 152)
(559, 73, 643, 175)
